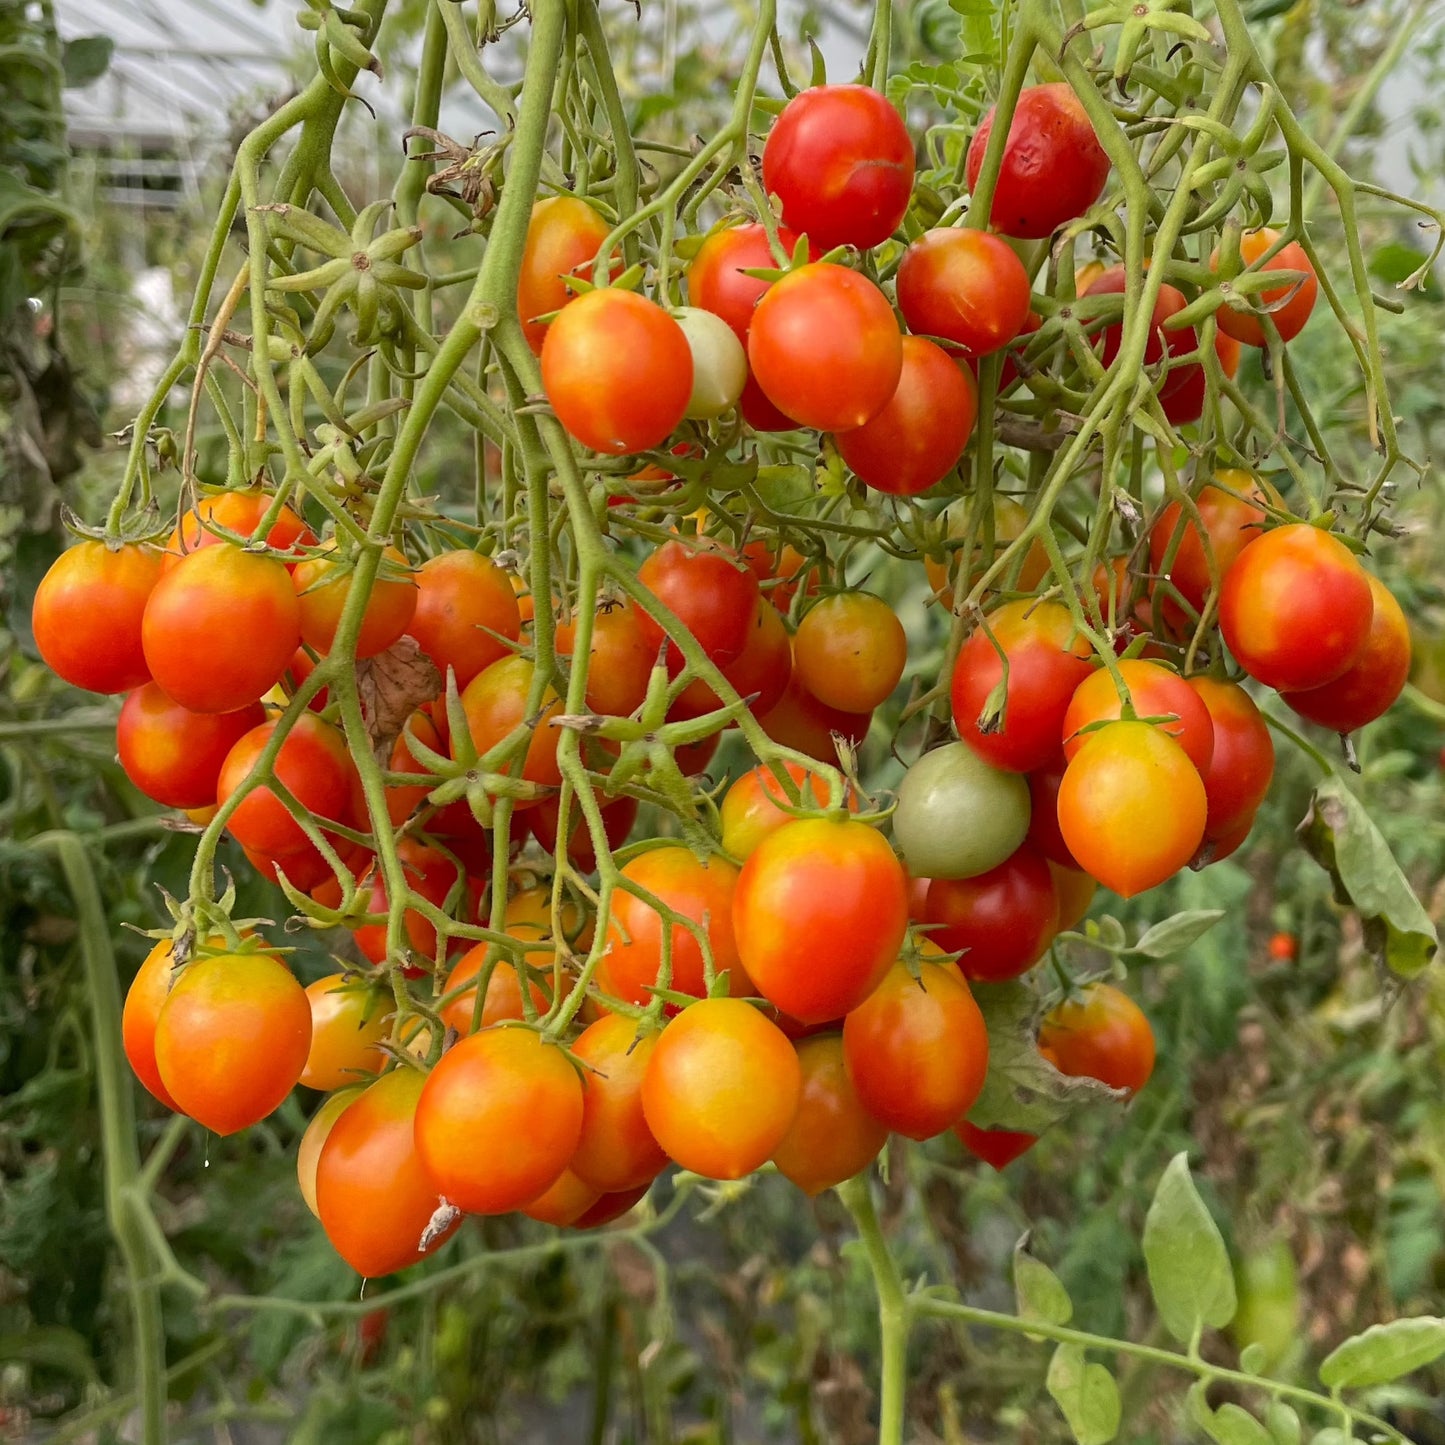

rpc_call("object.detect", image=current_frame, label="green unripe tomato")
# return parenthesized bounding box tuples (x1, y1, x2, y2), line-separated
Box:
(1232, 1240, 1301, 1373)
(675, 306, 748, 419)
(892, 741, 1031, 880)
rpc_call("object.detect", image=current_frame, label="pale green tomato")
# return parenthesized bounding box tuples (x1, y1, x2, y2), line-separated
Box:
(675, 306, 748, 419)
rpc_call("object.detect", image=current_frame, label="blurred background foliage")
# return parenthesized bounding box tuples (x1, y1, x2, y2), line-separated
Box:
(3, 0, 1445, 1441)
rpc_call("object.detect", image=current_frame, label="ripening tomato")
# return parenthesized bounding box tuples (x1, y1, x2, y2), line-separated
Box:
(604, 847, 742, 1006)
(748, 263, 903, 432)
(163, 490, 315, 571)
(924, 495, 1050, 604)
(771, 1034, 888, 1195)
(1084, 266, 1200, 402)
(154, 945, 311, 1134)
(762, 85, 914, 252)
(1212, 227, 1319, 347)
(674, 306, 748, 419)
(920, 844, 1058, 981)
(641, 998, 802, 1179)
(966, 84, 1109, 239)
(950, 599, 1093, 773)
(740, 540, 812, 611)
(757, 664, 872, 764)
(1282, 574, 1409, 733)
(316, 1068, 460, 1276)
(1158, 328, 1242, 427)
(32, 541, 162, 695)
(842, 948, 989, 1140)
(892, 742, 1031, 882)
(997, 308, 1044, 394)
(1219, 524, 1374, 691)
(557, 600, 656, 717)
(686, 222, 817, 342)
(1061, 659, 1215, 775)
(570, 1184, 651, 1230)
(300, 975, 392, 1091)
(122, 939, 186, 1110)
(414, 1028, 584, 1214)
(1038, 983, 1155, 1094)
(297, 1085, 364, 1217)
(895, 228, 1032, 357)
(352, 841, 462, 969)
(518, 196, 613, 354)
(733, 818, 908, 1024)
(452, 655, 563, 806)
(250, 839, 352, 895)
(1049, 862, 1097, 932)
(439, 946, 551, 1036)
(521, 1168, 602, 1227)
(953, 1118, 1038, 1170)
(292, 541, 417, 661)
(570, 1014, 668, 1193)
(835, 336, 977, 496)
(529, 793, 640, 874)
(793, 592, 906, 714)
(634, 539, 759, 673)
(1057, 721, 1207, 897)
(671, 596, 792, 721)
(385, 710, 444, 827)
(720, 762, 834, 860)
(1186, 676, 1274, 841)
(541, 288, 693, 454)
(117, 685, 265, 809)
(1090, 558, 1154, 639)
(406, 550, 521, 690)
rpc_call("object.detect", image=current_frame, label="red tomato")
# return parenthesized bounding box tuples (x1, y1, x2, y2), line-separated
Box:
(954, 1119, 1038, 1170)
(771, 1034, 888, 1195)
(686, 223, 816, 342)
(1219, 524, 1374, 691)
(153, 945, 311, 1134)
(950, 599, 1094, 773)
(920, 845, 1058, 982)
(1158, 328, 1242, 426)
(556, 600, 655, 717)
(1267, 931, 1298, 962)
(117, 685, 265, 810)
(406, 550, 521, 690)
(570, 1014, 668, 1193)
(720, 762, 834, 860)
(452, 655, 563, 807)
(966, 84, 1109, 239)
(793, 592, 907, 714)
(1061, 659, 1215, 775)
(384, 710, 444, 827)
(671, 596, 792, 720)
(896, 229, 1032, 357)
(300, 974, 391, 1091)
(634, 539, 759, 673)
(1084, 266, 1200, 402)
(163, 490, 314, 571)
(640, 998, 802, 1179)
(1057, 721, 1207, 897)
(1282, 574, 1409, 733)
(1050, 863, 1097, 932)
(842, 948, 989, 1140)
(1038, 983, 1155, 1094)
(761, 84, 914, 252)
(739, 373, 800, 432)
(122, 939, 185, 1110)
(32, 541, 162, 695)
(1186, 676, 1274, 841)
(1025, 759, 1078, 870)
(541, 289, 693, 455)
(414, 1028, 584, 1214)
(247, 839, 351, 895)
(315, 1068, 460, 1276)
(1212, 227, 1319, 347)
(757, 662, 873, 764)
(528, 793, 639, 874)
(292, 542, 416, 661)
(748, 263, 902, 431)
(352, 840, 462, 970)
(733, 818, 908, 1024)
(570, 1184, 652, 1230)
(518, 196, 614, 354)
(739, 540, 812, 611)
(834, 336, 977, 496)
(217, 713, 357, 858)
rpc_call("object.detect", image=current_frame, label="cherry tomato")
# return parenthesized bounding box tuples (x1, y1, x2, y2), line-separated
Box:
(640, 998, 802, 1179)
(414, 1027, 584, 1214)
(316, 1068, 460, 1276)
(920, 844, 1058, 981)
(292, 541, 417, 661)
(571, 1184, 652, 1230)
(842, 947, 989, 1140)
(1231, 1240, 1302, 1372)
(740, 540, 812, 611)
(518, 196, 613, 354)
(997, 308, 1044, 394)
(250, 839, 353, 895)
(1084, 266, 1199, 403)
(950, 599, 1093, 773)
(1219, 524, 1374, 691)
(953, 1119, 1038, 1170)
(1282, 574, 1409, 733)
(406, 550, 521, 690)
(1038, 983, 1155, 1094)
(892, 741, 1031, 881)
(541, 288, 693, 455)
(384, 710, 444, 827)
(671, 596, 792, 721)
(452, 655, 563, 806)
(117, 686, 265, 810)
(834, 336, 976, 496)
(164, 490, 314, 571)
(557, 600, 656, 717)
(297, 1085, 364, 1217)
(720, 761, 834, 860)
(352, 840, 462, 970)
(1158, 328, 1242, 427)
(771, 1034, 888, 1195)
(896, 228, 1032, 357)
(521, 1168, 602, 1227)
(966, 84, 1109, 239)
(761, 84, 914, 252)
(1186, 676, 1274, 842)
(528, 793, 639, 874)
(1049, 862, 1097, 932)
(674, 306, 748, 418)
(748, 263, 902, 431)
(793, 592, 906, 713)
(687, 223, 817, 342)
(1026, 759, 1079, 870)
(1057, 721, 1207, 897)
(301, 975, 391, 1091)
(924, 495, 1050, 604)
(154, 945, 311, 1134)
(1062, 659, 1215, 775)
(1267, 931, 1298, 962)
(32, 541, 161, 694)
(733, 818, 908, 1024)
(634, 538, 759, 673)
(604, 846, 741, 1006)
(757, 664, 872, 764)
(1212, 227, 1319, 347)
(570, 1014, 668, 1193)
(122, 939, 185, 1111)
(439, 944, 551, 1036)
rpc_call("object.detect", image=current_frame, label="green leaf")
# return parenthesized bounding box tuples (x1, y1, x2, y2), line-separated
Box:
(1317, 1317, 1445, 1390)
(1014, 1238, 1072, 1338)
(61, 35, 113, 87)
(1296, 777, 1438, 979)
(1046, 1343, 1120, 1444)
(1142, 1154, 1237, 1344)
(1132, 910, 1225, 959)
(1265, 1401, 1302, 1445)
(1210, 1404, 1274, 1445)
